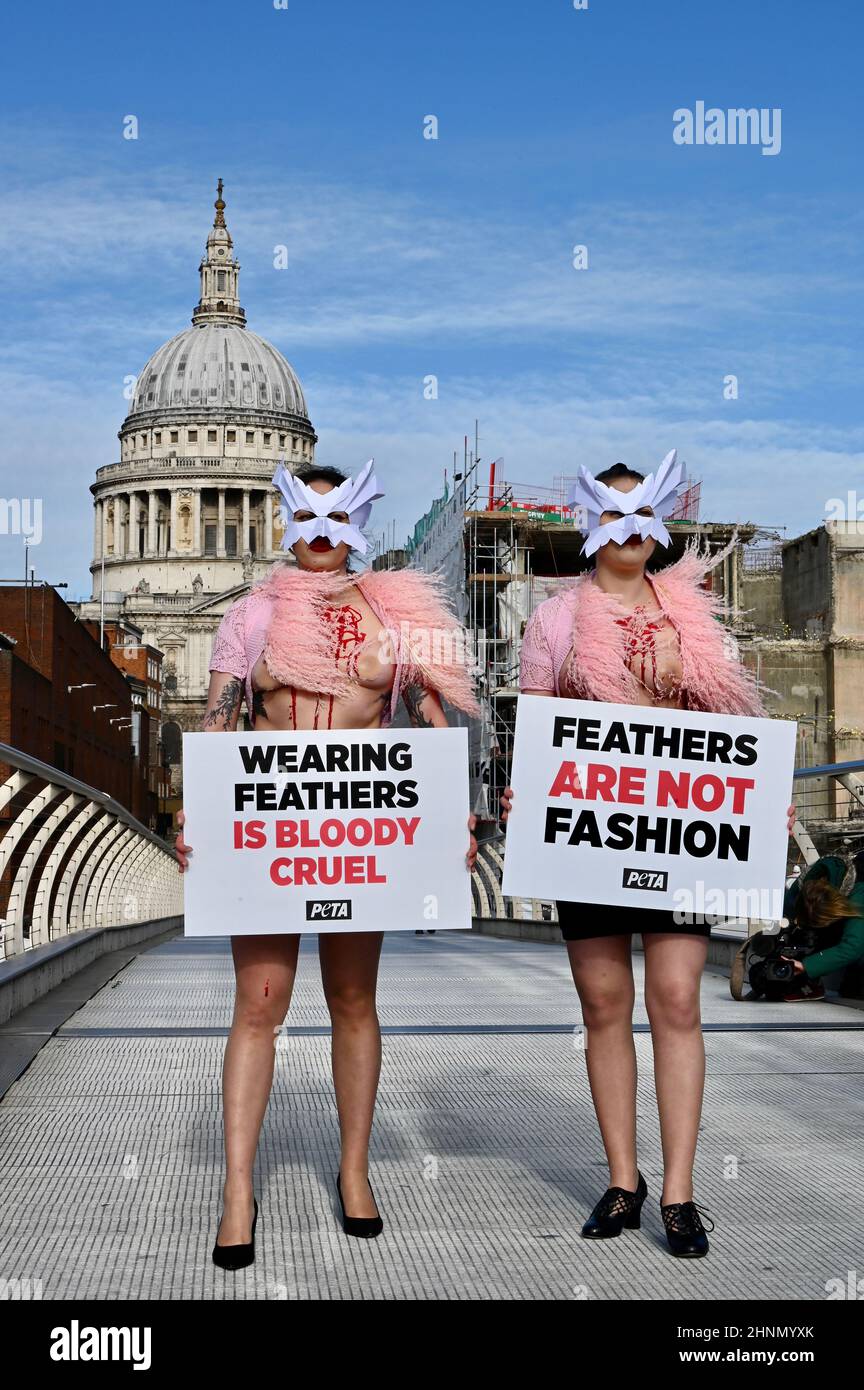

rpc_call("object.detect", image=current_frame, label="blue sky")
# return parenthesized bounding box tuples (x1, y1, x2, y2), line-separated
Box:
(1, 0, 861, 595)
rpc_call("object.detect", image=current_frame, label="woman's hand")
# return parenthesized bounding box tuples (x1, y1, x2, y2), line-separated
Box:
(175, 809, 193, 874)
(500, 786, 514, 823)
(467, 813, 477, 872)
(781, 956, 806, 975)
(787, 802, 797, 834)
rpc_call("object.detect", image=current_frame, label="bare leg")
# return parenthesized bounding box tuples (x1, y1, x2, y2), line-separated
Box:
(318, 931, 384, 1219)
(642, 933, 708, 1206)
(218, 933, 300, 1244)
(566, 934, 639, 1191)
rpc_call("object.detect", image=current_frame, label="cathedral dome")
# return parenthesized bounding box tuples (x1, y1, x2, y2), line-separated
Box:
(128, 323, 309, 420)
(120, 178, 313, 438)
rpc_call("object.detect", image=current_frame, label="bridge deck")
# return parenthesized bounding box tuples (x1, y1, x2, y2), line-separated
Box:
(0, 931, 861, 1301)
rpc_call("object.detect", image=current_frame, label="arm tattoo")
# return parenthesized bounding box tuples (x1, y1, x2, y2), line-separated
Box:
(202, 677, 242, 730)
(403, 682, 434, 729)
(251, 689, 267, 726)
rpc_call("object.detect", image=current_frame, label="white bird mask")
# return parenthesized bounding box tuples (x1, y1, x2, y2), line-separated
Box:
(272, 458, 384, 555)
(568, 450, 687, 558)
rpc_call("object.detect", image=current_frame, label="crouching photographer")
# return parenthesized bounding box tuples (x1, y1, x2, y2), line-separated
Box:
(731, 854, 864, 1002)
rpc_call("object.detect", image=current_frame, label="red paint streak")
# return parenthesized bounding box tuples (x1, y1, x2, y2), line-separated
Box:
(290, 687, 297, 728)
(324, 602, 364, 671)
(327, 694, 334, 729)
(264, 979, 269, 998)
(615, 608, 664, 694)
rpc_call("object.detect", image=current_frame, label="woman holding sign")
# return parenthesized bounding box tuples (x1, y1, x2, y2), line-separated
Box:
(502, 451, 791, 1259)
(176, 460, 478, 1268)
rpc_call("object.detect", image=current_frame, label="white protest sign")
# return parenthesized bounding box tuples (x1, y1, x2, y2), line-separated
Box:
(501, 697, 797, 920)
(182, 728, 471, 935)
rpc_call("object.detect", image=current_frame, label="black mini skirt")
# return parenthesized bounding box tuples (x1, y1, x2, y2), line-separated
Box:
(556, 899, 712, 941)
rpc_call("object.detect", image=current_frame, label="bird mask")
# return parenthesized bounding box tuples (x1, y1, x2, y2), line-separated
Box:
(568, 450, 687, 558)
(272, 458, 384, 555)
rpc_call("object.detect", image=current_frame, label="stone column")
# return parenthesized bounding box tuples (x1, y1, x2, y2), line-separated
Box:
(147, 491, 158, 556)
(217, 488, 226, 557)
(169, 489, 179, 556)
(264, 492, 273, 556)
(193, 489, 202, 555)
(128, 491, 139, 557)
(242, 488, 250, 553)
(114, 494, 125, 559)
(93, 498, 103, 560)
(111, 495, 121, 558)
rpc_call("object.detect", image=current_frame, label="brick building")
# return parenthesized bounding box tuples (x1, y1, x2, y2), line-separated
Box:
(80, 617, 169, 828)
(0, 585, 141, 813)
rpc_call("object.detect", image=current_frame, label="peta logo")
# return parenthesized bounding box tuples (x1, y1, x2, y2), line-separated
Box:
(306, 900, 352, 921)
(622, 868, 668, 892)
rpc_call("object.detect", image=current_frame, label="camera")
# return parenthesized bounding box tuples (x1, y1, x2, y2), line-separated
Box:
(746, 921, 819, 994)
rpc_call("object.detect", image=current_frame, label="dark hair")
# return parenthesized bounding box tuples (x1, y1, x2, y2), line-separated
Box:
(795, 877, 863, 930)
(292, 463, 348, 489)
(595, 462, 645, 486)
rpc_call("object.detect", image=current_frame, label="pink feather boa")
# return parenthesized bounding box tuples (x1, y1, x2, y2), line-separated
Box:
(561, 541, 766, 717)
(259, 564, 480, 715)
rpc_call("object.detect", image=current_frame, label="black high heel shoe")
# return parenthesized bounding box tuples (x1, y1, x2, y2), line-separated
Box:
(212, 1196, 259, 1270)
(660, 1200, 714, 1258)
(336, 1172, 384, 1239)
(581, 1172, 647, 1239)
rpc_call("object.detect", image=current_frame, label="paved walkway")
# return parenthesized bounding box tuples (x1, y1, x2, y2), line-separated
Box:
(1, 930, 861, 1301)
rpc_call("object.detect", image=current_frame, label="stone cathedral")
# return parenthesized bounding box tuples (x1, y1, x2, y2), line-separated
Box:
(80, 182, 316, 778)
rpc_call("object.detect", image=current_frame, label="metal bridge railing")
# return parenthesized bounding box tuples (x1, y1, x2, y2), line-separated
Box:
(0, 743, 182, 963)
(790, 758, 864, 866)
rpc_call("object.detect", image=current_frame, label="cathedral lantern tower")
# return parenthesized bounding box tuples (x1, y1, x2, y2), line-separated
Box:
(191, 179, 246, 328)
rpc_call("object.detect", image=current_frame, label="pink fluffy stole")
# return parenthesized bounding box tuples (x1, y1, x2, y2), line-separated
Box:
(360, 568, 480, 715)
(562, 541, 766, 717)
(260, 566, 357, 701)
(259, 564, 480, 715)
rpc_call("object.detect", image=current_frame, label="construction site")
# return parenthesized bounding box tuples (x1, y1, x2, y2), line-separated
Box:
(373, 431, 864, 925)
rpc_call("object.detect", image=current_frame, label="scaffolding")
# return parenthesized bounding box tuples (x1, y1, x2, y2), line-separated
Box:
(374, 444, 863, 922)
(380, 439, 761, 825)
(388, 448, 585, 818)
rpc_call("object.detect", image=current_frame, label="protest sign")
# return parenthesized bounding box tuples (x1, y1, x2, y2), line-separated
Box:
(501, 697, 797, 920)
(182, 728, 471, 934)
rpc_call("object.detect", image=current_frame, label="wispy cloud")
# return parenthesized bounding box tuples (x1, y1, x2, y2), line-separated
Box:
(1, 131, 861, 595)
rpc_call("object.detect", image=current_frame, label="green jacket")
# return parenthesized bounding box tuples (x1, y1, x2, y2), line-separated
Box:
(784, 856, 864, 982)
